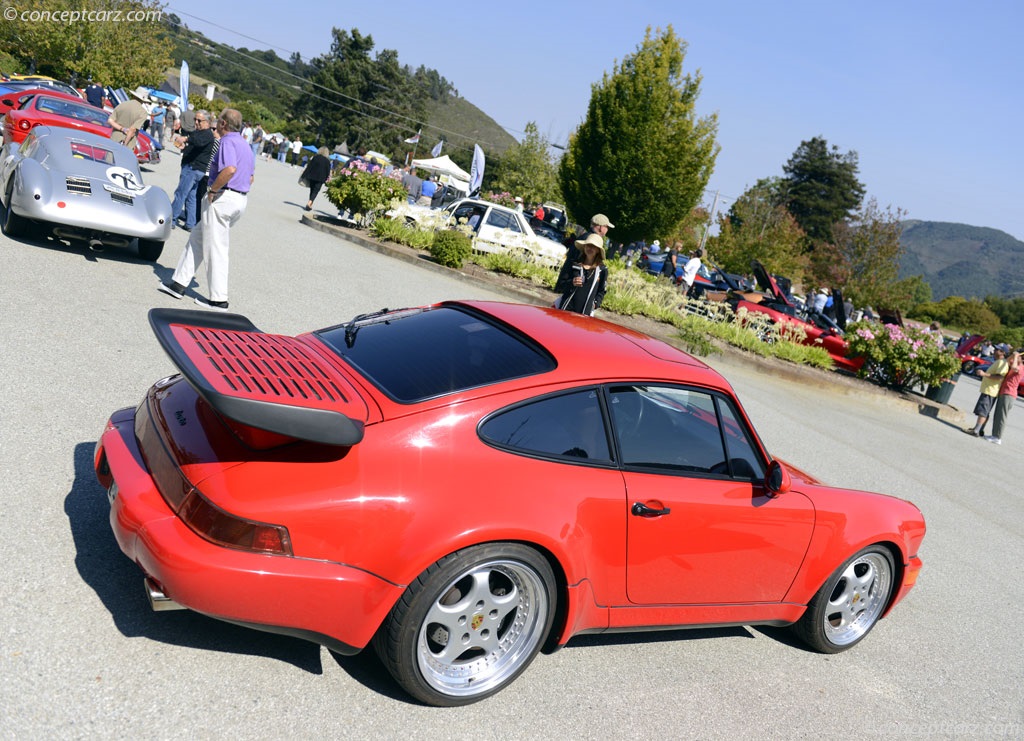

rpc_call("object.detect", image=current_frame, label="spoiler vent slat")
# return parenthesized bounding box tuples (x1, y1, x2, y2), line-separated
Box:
(150, 309, 366, 447)
(183, 326, 348, 404)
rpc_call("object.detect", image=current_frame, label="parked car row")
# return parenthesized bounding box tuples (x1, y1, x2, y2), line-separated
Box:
(388, 197, 567, 268)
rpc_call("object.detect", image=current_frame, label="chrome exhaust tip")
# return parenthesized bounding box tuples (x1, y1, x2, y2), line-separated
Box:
(144, 577, 185, 611)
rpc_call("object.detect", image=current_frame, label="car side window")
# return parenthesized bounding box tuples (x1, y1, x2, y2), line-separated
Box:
(480, 389, 611, 463)
(715, 398, 766, 480)
(609, 385, 763, 478)
(485, 209, 513, 230)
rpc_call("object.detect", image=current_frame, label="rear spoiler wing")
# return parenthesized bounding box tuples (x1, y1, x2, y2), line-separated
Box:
(148, 308, 365, 446)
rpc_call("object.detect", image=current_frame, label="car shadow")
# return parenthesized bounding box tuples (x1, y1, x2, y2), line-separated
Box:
(66, 442, 324, 674)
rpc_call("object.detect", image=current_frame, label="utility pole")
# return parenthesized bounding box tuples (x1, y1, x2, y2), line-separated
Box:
(699, 190, 720, 251)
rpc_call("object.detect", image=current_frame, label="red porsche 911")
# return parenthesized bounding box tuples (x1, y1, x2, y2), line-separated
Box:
(1, 92, 158, 164)
(95, 301, 925, 706)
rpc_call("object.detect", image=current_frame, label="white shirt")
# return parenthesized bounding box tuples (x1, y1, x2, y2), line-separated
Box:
(681, 257, 702, 287)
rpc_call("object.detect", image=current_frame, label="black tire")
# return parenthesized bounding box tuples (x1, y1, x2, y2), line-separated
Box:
(137, 239, 164, 262)
(961, 360, 976, 375)
(2, 179, 27, 238)
(791, 545, 895, 653)
(374, 543, 556, 706)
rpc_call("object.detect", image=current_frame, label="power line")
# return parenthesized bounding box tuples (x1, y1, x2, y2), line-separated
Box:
(165, 7, 521, 151)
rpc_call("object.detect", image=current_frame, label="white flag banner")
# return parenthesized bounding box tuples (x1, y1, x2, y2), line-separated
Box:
(179, 60, 190, 110)
(404, 129, 421, 144)
(469, 144, 485, 194)
(430, 139, 443, 157)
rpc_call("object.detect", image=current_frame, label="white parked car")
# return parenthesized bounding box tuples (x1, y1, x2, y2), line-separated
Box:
(389, 198, 566, 268)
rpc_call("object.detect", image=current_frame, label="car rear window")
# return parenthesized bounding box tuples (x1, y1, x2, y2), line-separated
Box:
(316, 305, 556, 403)
(35, 96, 109, 127)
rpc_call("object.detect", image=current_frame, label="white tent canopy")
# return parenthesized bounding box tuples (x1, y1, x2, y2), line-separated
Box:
(411, 154, 470, 182)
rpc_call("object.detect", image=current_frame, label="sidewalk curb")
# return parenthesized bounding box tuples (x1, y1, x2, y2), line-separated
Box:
(300, 213, 967, 427)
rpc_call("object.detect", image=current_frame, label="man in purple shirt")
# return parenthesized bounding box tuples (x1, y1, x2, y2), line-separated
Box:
(159, 108, 255, 310)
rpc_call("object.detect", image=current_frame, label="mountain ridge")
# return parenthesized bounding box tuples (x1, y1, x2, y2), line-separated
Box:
(899, 220, 1024, 300)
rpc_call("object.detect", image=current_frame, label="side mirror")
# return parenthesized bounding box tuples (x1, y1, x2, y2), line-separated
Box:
(765, 460, 791, 497)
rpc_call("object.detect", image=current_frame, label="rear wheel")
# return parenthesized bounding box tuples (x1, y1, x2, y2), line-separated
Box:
(791, 545, 895, 653)
(374, 543, 556, 706)
(2, 179, 28, 238)
(137, 238, 164, 262)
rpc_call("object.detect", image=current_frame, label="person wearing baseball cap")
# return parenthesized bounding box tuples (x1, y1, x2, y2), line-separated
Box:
(563, 213, 616, 263)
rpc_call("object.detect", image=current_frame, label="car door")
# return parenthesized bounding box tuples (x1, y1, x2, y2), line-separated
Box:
(476, 205, 527, 255)
(609, 384, 814, 605)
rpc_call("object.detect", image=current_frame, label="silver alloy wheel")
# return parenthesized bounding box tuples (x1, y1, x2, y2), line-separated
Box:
(822, 550, 893, 646)
(416, 557, 549, 698)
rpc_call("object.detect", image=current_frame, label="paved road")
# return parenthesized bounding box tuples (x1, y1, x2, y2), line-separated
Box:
(2, 151, 1022, 739)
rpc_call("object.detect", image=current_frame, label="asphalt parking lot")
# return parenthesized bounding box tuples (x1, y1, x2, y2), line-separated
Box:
(1, 149, 1022, 739)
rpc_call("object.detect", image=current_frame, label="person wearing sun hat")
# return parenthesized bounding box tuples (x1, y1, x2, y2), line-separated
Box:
(108, 89, 150, 149)
(555, 232, 608, 316)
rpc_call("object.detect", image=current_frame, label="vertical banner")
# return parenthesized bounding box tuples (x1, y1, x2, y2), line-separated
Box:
(179, 60, 190, 110)
(469, 144, 485, 195)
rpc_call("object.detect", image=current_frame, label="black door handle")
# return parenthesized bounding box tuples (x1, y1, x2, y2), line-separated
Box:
(631, 501, 671, 517)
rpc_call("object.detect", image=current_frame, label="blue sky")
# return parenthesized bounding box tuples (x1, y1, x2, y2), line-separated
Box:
(166, 0, 1023, 240)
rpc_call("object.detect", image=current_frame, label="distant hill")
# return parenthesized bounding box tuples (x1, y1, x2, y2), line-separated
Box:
(899, 221, 1024, 300)
(424, 96, 517, 156)
(161, 15, 517, 159)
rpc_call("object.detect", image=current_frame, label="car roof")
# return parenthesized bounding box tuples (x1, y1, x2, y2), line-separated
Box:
(454, 301, 724, 387)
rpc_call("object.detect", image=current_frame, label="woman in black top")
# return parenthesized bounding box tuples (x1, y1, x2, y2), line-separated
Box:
(301, 147, 332, 211)
(555, 233, 608, 316)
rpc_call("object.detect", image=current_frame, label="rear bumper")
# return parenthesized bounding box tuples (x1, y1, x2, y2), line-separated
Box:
(94, 407, 403, 653)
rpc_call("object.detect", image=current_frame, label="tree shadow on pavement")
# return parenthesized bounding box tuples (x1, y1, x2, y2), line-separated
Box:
(66, 441, 323, 674)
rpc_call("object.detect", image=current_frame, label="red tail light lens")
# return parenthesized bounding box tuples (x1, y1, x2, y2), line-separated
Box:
(179, 488, 293, 556)
(18, 119, 31, 131)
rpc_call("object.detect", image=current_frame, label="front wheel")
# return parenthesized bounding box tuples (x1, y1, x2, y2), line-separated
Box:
(137, 238, 164, 262)
(791, 545, 895, 653)
(374, 543, 556, 706)
(961, 360, 976, 374)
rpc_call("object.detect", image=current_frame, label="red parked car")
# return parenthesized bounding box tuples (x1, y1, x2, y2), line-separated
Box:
(1, 92, 157, 164)
(729, 261, 865, 373)
(95, 302, 925, 705)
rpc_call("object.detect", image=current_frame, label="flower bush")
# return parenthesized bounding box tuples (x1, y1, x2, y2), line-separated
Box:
(483, 191, 517, 208)
(430, 230, 472, 268)
(846, 320, 961, 390)
(326, 165, 404, 222)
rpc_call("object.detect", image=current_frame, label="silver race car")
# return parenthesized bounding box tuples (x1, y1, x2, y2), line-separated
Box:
(0, 125, 171, 260)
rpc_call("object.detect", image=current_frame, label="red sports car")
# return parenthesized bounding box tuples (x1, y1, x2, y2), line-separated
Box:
(729, 261, 865, 374)
(2, 92, 157, 164)
(95, 302, 925, 706)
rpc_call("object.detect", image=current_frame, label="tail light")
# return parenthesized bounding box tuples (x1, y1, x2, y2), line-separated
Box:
(18, 119, 31, 131)
(178, 487, 293, 556)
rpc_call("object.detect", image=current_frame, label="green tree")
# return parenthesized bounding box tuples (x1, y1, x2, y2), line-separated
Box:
(812, 198, 906, 309)
(298, 28, 426, 154)
(709, 179, 807, 281)
(0, 0, 172, 87)
(489, 123, 560, 206)
(781, 137, 866, 245)
(559, 26, 719, 243)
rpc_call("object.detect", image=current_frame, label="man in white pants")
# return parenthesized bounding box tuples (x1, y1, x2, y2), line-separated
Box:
(158, 108, 255, 311)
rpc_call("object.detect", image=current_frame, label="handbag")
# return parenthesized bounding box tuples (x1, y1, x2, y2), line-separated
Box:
(298, 176, 309, 188)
